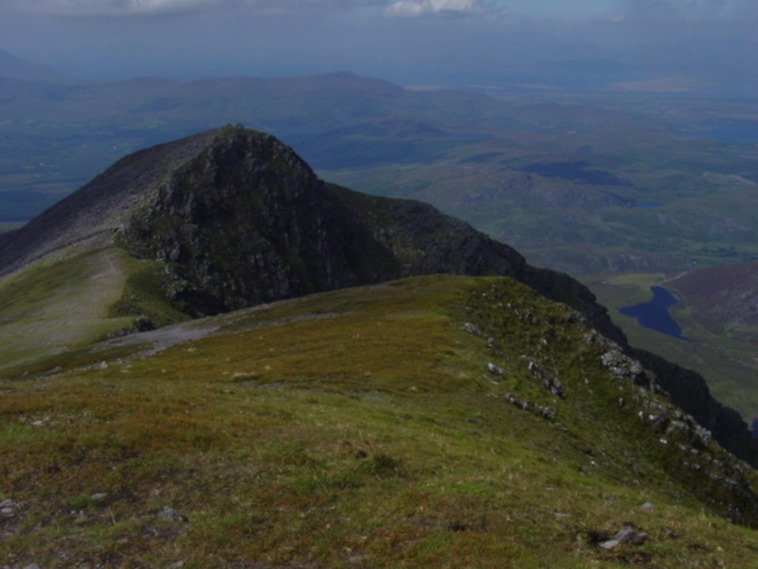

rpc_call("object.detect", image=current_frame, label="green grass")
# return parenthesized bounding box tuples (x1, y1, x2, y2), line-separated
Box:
(0, 248, 136, 373)
(2, 274, 757, 567)
(0, 246, 188, 377)
(107, 256, 188, 329)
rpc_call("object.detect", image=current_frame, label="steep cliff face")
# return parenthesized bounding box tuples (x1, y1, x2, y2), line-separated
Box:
(1, 125, 755, 467)
(631, 348, 757, 463)
(120, 127, 528, 315)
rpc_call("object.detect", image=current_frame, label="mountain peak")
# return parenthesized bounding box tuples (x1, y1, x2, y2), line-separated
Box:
(0, 126, 248, 274)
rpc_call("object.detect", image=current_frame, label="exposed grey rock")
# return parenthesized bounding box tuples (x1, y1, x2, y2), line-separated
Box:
(0, 499, 15, 518)
(74, 510, 89, 525)
(504, 393, 556, 420)
(487, 362, 504, 376)
(527, 360, 567, 399)
(599, 524, 648, 549)
(461, 322, 484, 337)
(159, 507, 189, 523)
(600, 347, 655, 390)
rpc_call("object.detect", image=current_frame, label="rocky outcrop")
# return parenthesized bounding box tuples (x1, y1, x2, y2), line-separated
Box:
(0, 125, 755, 467)
(119, 127, 527, 315)
(0, 129, 219, 275)
(631, 348, 758, 464)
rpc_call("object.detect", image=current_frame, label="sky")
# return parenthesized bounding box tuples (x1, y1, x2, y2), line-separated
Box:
(0, 0, 756, 88)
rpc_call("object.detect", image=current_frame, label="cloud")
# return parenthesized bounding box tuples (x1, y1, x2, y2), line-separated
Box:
(0, 0, 388, 17)
(384, 0, 485, 17)
(0, 0, 222, 16)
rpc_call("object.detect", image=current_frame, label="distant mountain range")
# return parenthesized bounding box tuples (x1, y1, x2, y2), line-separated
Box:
(0, 48, 71, 82)
(0, 56, 754, 275)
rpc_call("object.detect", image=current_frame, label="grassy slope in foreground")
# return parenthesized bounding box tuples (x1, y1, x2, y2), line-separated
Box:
(1, 274, 757, 568)
(0, 248, 186, 376)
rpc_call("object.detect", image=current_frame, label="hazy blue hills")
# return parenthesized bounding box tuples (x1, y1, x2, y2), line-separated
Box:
(0, 66, 755, 275)
(0, 48, 71, 82)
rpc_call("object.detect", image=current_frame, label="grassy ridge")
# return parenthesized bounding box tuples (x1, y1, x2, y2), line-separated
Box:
(2, 275, 757, 567)
(0, 248, 136, 374)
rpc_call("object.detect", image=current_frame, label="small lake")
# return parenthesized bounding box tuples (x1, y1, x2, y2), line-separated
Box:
(619, 286, 686, 340)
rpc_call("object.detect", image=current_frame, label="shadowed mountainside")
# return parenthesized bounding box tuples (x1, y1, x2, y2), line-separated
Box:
(0, 125, 755, 467)
(670, 262, 758, 344)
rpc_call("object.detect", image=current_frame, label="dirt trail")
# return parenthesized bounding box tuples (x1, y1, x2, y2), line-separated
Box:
(0, 248, 132, 371)
(102, 320, 222, 357)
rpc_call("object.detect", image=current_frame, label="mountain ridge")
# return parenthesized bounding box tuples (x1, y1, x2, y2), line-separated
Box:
(1, 125, 755, 469)
(0, 48, 71, 82)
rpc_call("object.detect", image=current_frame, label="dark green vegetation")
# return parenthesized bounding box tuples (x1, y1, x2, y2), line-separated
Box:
(1, 74, 756, 274)
(2, 275, 758, 568)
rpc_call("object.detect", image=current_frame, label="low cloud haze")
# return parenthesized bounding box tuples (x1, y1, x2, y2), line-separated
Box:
(0, 0, 756, 91)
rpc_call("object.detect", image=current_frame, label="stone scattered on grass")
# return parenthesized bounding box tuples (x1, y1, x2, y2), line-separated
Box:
(159, 507, 189, 523)
(504, 393, 556, 420)
(0, 499, 15, 518)
(73, 510, 89, 525)
(599, 524, 649, 550)
(487, 362, 504, 376)
(527, 360, 567, 399)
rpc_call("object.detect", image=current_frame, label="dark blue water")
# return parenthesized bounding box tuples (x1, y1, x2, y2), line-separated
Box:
(619, 286, 685, 340)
